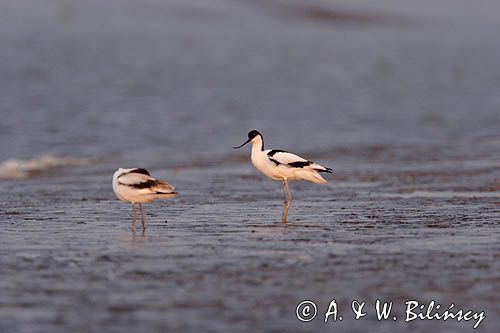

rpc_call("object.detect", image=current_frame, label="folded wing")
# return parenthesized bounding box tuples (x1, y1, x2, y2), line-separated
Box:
(267, 150, 332, 173)
(118, 172, 176, 194)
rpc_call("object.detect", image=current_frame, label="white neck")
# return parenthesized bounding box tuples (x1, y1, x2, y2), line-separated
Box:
(251, 135, 264, 153)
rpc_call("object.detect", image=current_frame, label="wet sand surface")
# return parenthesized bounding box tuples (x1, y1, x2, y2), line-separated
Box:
(1, 1, 500, 332)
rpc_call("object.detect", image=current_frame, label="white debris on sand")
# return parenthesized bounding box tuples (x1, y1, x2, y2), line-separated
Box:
(0, 155, 86, 179)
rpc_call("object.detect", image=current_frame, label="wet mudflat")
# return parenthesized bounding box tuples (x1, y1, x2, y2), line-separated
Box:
(1, 0, 500, 332)
(1, 149, 499, 332)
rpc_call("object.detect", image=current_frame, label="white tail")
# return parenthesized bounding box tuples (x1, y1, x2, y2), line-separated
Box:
(153, 180, 176, 194)
(297, 169, 328, 184)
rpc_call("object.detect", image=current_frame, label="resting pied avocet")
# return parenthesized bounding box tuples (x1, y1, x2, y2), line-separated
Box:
(233, 130, 332, 224)
(112, 168, 176, 232)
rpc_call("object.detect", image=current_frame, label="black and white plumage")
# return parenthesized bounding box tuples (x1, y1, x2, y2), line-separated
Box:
(265, 149, 332, 181)
(112, 168, 176, 232)
(233, 130, 332, 223)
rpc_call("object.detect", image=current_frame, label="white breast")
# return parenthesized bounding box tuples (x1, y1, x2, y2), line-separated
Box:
(251, 150, 286, 180)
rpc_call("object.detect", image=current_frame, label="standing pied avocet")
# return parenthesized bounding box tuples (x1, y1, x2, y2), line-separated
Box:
(233, 130, 332, 224)
(112, 168, 177, 232)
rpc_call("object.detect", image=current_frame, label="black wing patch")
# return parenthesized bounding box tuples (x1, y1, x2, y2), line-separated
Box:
(267, 149, 287, 157)
(288, 161, 312, 168)
(119, 179, 158, 189)
(317, 167, 333, 173)
(268, 157, 280, 166)
(129, 168, 150, 176)
(267, 150, 325, 170)
(267, 150, 313, 168)
(267, 150, 288, 166)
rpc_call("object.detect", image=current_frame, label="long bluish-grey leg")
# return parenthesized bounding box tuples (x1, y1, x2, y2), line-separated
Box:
(132, 204, 137, 230)
(281, 180, 292, 224)
(140, 203, 146, 232)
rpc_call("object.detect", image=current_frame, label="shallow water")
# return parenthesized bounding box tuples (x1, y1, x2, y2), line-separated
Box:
(1, 0, 499, 332)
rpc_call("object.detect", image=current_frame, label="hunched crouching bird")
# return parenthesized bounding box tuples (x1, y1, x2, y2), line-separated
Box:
(112, 168, 177, 232)
(233, 130, 332, 224)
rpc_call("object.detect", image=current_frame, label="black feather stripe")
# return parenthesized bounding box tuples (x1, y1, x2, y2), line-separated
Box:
(288, 161, 311, 168)
(267, 149, 287, 157)
(269, 157, 281, 166)
(119, 179, 158, 189)
(129, 168, 150, 176)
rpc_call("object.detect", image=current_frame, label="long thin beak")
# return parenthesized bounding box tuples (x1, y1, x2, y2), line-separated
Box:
(233, 138, 251, 149)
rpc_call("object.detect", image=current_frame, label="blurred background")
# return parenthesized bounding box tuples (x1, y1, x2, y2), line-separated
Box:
(1, 0, 499, 168)
(0, 1, 499, 332)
